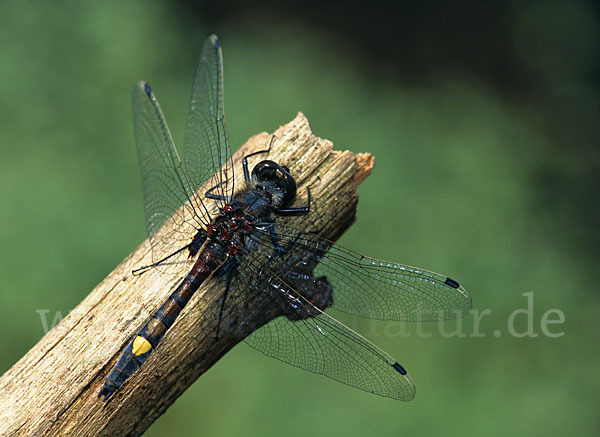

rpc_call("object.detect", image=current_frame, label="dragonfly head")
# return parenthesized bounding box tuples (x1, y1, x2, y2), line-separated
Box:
(251, 160, 297, 207)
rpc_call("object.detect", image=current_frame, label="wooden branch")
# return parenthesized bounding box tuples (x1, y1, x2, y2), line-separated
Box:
(0, 113, 374, 436)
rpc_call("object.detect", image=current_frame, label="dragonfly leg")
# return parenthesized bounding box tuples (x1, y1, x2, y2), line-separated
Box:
(205, 182, 230, 201)
(277, 176, 320, 215)
(257, 221, 309, 256)
(242, 135, 276, 183)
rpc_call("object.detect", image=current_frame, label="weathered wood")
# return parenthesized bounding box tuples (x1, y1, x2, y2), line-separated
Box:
(0, 113, 374, 436)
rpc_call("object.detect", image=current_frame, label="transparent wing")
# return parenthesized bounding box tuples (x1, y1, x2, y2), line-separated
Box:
(238, 260, 416, 401)
(131, 82, 209, 270)
(248, 223, 472, 321)
(200, 222, 460, 400)
(183, 34, 234, 209)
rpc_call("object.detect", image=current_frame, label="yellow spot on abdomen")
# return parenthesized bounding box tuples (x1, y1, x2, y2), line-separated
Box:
(132, 336, 152, 356)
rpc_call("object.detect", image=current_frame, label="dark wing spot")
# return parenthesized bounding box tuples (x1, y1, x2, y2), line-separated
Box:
(392, 362, 408, 375)
(144, 82, 152, 95)
(444, 277, 460, 289)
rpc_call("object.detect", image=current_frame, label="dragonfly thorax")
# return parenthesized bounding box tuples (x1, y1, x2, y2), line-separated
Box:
(206, 211, 249, 256)
(203, 159, 298, 257)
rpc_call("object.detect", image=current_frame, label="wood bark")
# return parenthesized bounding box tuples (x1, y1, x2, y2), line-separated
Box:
(0, 113, 374, 436)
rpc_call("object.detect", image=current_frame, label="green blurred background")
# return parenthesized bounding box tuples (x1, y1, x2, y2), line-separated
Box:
(1, 0, 598, 435)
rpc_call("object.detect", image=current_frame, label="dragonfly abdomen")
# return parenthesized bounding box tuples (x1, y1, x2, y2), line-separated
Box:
(99, 242, 226, 400)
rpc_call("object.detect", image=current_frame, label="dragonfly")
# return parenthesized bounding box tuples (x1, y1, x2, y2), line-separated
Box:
(98, 34, 471, 402)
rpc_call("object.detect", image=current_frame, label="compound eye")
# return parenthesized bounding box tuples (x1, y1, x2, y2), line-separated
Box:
(277, 167, 297, 207)
(251, 160, 297, 206)
(251, 160, 278, 181)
